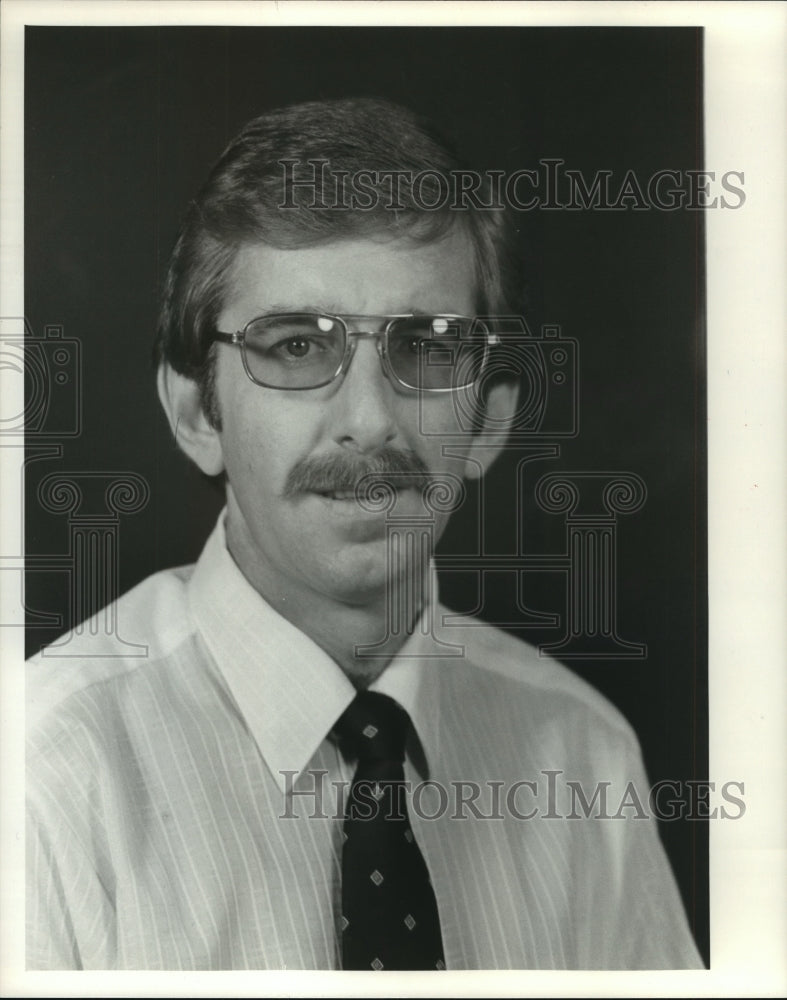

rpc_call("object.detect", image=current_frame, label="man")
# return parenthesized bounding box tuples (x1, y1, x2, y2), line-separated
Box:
(26, 98, 702, 970)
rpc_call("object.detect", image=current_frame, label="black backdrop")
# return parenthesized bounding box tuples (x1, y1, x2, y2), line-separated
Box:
(24, 26, 708, 964)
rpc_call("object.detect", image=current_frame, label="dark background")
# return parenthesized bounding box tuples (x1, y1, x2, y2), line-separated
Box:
(24, 26, 708, 964)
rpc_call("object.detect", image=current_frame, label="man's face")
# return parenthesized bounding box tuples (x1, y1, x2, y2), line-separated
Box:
(210, 228, 486, 608)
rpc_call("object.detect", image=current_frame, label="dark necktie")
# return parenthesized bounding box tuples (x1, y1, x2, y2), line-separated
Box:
(334, 690, 445, 971)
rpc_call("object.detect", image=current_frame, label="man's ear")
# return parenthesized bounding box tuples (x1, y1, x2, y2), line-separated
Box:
(157, 363, 225, 477)
(462, 379, 520, 481)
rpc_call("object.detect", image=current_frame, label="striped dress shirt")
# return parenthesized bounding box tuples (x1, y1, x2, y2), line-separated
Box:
(27, 514, 703, 970)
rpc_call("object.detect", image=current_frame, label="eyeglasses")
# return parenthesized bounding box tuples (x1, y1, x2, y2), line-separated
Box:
(212, 313, 500, 392)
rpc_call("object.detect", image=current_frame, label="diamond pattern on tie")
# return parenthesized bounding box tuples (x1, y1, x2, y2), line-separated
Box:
(335, 691, 445, 971)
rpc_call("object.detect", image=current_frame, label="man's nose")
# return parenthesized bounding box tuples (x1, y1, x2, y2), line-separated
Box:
(330, 338, 398, 455)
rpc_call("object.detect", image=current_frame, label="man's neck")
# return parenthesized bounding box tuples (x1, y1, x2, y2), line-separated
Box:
(224, 524, 427, 688)
(282, 597, 416, 689)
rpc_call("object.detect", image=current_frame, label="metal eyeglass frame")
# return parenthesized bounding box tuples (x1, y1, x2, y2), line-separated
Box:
(212, 312, 501, 392)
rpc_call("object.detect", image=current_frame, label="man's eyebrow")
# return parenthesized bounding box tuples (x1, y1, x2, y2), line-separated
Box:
(249, 305, 443, 317)
(263, 304, 333, 314)
(244, 304, 354, 318)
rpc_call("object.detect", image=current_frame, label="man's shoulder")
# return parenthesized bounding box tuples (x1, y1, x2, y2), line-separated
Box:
(26, 563, 197, 740)
(441, 610, 638, 747)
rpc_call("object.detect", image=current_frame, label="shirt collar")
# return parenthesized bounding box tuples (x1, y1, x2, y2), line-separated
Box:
(188, 512, 447, 792)
(369, 616, 445, 781)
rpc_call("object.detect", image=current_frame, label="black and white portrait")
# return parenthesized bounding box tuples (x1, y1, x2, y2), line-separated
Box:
(4, 2, 784, 994)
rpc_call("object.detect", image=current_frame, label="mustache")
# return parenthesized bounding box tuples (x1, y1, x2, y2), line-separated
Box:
(283, 448, 432, 498)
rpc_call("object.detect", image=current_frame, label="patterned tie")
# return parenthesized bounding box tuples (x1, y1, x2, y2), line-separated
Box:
(334, 691, 445, 971)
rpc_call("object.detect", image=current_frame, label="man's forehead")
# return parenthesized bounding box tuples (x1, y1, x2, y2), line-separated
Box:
(220, 230, 478, 322)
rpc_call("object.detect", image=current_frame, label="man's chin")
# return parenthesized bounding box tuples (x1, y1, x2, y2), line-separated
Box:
(312, 543, 423, 609)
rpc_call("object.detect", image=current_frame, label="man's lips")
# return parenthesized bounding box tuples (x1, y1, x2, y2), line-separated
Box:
(303, 473, 430, 501)
(309, 481, 421, 502)
(314, 489, 359, 501)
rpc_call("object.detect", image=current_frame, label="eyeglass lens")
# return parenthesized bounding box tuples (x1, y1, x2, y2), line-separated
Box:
(241, 314, 487, 390)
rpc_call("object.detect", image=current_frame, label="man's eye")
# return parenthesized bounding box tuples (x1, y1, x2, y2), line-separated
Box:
(390, 334, 425, 356)
(272, 336, 322, 359)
